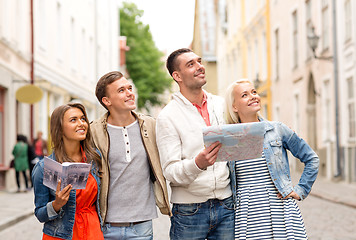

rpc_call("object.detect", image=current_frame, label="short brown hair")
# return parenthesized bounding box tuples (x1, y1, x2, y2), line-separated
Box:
(166, 48, 192, 76)
(95, 71, 124, 110)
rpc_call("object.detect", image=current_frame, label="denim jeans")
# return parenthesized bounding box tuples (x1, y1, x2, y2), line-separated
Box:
(102, 220, 153, 240)
(170, 196, 234, 240)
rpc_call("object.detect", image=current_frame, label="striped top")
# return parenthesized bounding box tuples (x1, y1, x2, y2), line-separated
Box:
(234, 155, 307, 240)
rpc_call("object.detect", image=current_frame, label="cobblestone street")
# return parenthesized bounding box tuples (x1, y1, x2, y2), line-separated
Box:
(0, 209, 171, 240)
(1, 194, 355, 239)
(299, 195, 356, 240)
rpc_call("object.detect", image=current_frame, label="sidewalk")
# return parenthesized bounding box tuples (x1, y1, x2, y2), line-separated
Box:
(309, 176, 356, 208)
(291, 173, 356, 208)
(0, 189, 170, 239)
(0, 190, 34, 231)
(0, 175, 355, 232)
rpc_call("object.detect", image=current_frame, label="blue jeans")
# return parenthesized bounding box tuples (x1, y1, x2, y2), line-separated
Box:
(103, 220, 153, 240)
(170, 196, 234, 240)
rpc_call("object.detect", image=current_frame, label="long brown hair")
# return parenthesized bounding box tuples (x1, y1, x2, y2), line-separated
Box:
(50, 103, 102, 172)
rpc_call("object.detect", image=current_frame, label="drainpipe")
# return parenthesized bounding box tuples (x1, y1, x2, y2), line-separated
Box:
(30, 0, 34, 142)
(332, 0, 341, 178)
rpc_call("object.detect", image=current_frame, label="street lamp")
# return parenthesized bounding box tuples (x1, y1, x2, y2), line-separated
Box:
(307, 26, 333, 61)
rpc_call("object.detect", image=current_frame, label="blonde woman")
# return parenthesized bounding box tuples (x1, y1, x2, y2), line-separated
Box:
(225, 79, 319, 239)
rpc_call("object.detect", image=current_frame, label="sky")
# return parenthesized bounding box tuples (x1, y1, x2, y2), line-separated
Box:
(122, 0, 196, 55)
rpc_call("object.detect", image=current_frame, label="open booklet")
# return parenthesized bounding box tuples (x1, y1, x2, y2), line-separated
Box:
(202, 122, 265, 162)
(43, 156, 91, 191)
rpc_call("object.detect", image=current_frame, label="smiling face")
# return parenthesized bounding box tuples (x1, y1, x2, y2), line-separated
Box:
(102, 77, 136, 113)
(232, 82, 261, 122)
(172, 52, 206, 91)
(62, 107, 88, 144)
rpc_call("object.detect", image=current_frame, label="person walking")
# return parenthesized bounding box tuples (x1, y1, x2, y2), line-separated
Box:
(225, 79, 319, 239)
(19, 135, 37, 188)
(156, 48, 234, 240)
(32, 103, 103, 240)
(91, 71, 171, 240)
(12, 134, 30, 192)
(33, 131, 48, 160)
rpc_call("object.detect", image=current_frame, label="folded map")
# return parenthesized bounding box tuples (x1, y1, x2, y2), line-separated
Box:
(203, 122, 265, 161)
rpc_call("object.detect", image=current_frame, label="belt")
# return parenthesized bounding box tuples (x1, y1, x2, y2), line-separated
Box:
(106, 220, 147, 227)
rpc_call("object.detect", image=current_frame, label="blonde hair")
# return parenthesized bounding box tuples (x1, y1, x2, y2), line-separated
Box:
(225, 79, 255, 124)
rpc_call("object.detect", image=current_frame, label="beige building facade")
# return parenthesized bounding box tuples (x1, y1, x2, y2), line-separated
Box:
(0, 0, 32, 189)
(192, 0, 218, 95)
(270, 0, 356, 183)
(195, 0, 356, 183)
(214, 0, 272, 120)
(0, 0, 120, 190)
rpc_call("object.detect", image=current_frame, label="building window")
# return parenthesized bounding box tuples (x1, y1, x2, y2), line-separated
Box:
(262, 33, 267, 80)
(322, 80, 331, 141)
(275, 28, 279, 81)
(219, 0, 228, 34)
(321, 0, 329, 50)
(344, 0, 352, 42)
(292, 11, 298, 69)
(274, 105, 280, 121)
(81, 28, 86, 77)
(254, 39, 259, 79)
(70, 17, 77, 71)
(305, 0, 313, 60)
(56, 2, 63, 62)
(248, 46, 252, 80)
(89, 37, 94, 83)
(39, 0, 47, 50)
(0, 88, 4, 165)
(294, 93, 300, 133)
(237, 44, 242, 79)
(347, 77, 356, 139)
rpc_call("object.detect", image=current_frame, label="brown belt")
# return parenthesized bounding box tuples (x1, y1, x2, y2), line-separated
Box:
(106, 221, 147, 227)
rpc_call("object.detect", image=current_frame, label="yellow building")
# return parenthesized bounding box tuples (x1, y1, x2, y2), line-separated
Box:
(192, 0, 218, 95)
(215, 0, 272, 120)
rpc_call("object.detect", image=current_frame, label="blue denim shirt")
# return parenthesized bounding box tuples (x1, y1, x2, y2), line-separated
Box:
(228, 120, 319, 205)
(32, 152, 102, 240)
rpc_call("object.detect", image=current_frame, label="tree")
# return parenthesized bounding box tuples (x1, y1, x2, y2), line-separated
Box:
(120, 2, 172, 109)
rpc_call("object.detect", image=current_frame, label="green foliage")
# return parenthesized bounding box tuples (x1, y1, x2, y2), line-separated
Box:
(120, 2, 172, 109)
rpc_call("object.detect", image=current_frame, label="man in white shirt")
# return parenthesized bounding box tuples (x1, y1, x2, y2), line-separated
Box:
(156, 48, 234, 240)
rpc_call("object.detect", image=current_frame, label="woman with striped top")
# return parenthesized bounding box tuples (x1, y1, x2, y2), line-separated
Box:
(224, 79, 319, 239)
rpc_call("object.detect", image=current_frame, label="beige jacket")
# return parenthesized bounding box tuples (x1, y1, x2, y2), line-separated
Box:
(91, 111, 172, 222)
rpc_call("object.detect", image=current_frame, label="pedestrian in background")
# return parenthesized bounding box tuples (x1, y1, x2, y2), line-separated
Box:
(225, 79, 319, 239)
(23, 135, 37, 188)
(12, 134, 30, 192)
(91, 71, 171, 240)
(32, 103, 104, 240)
(156, 48, 234, 240)
(33, 131, 48, 160)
